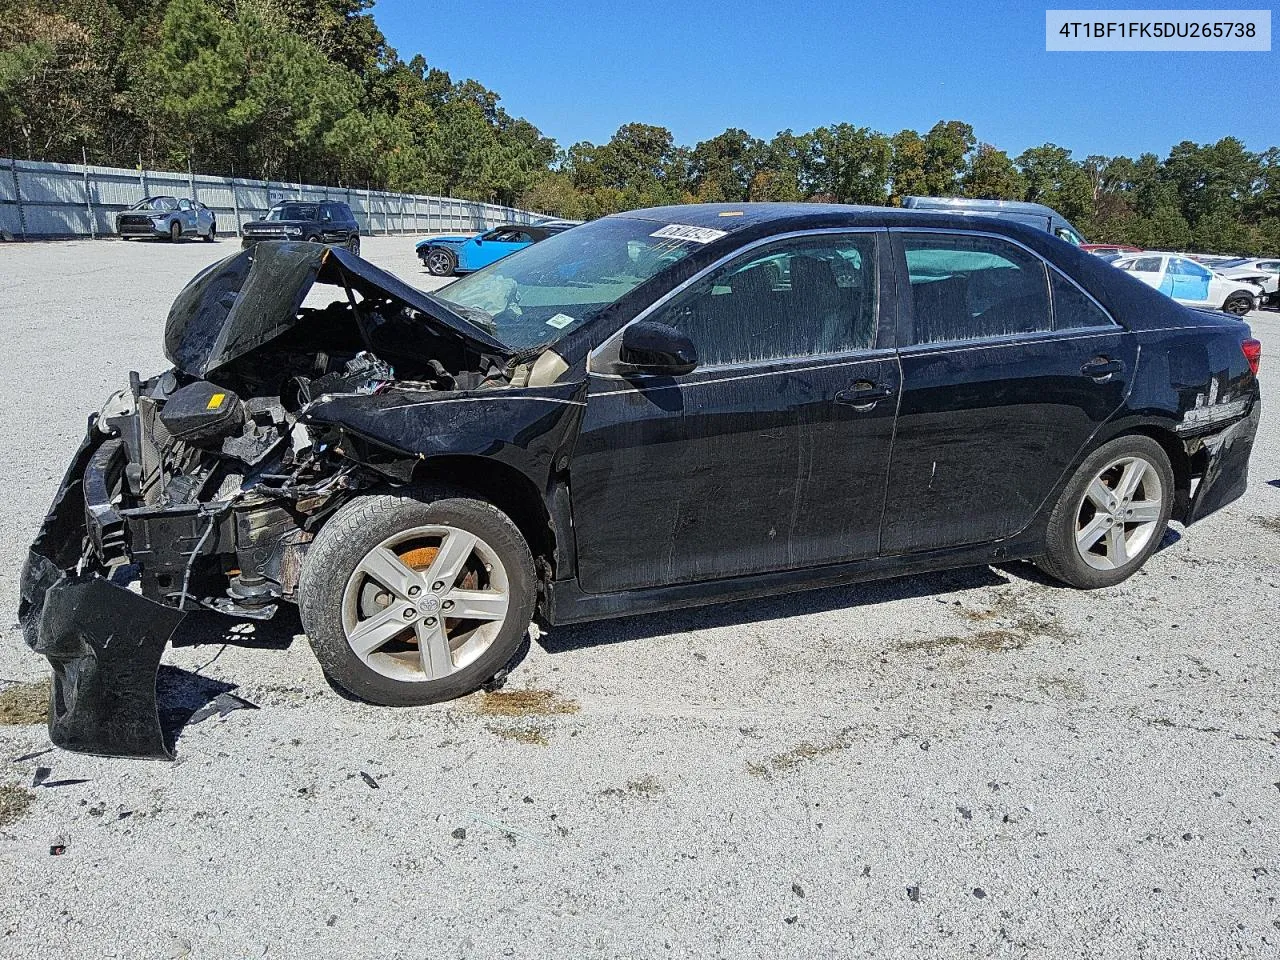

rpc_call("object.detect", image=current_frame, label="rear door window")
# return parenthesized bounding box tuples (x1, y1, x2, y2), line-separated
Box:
(901, 233, 1051, 344)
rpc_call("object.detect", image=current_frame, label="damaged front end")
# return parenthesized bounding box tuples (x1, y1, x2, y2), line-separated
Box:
(20, 241, 520, 758)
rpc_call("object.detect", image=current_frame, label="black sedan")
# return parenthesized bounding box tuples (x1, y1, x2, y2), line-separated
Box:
(21, 205, 1261, 758)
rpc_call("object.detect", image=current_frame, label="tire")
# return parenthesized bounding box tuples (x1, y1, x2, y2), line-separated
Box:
(298, 485, 536, 706)
(426, 247, 457, 277)
(346, 235, 360, 256)
(1036, 434, 1174, 589)
(305, 233, 320, 243)
(1223, 293, 1254, 316)
(169, 221, 181, 242)
(204, 219, 216, 242)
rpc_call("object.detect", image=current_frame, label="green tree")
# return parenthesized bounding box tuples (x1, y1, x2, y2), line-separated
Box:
(889, 128, 927, 202)
(921, 120, 975, 195)
(963, 143, 1025, 200)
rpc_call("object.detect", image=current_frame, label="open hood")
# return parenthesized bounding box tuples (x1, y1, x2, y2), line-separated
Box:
(164, 241, 511, 377)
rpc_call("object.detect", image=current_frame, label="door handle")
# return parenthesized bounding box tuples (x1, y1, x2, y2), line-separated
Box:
(834, 382, 894, 410)
(1081, 357, 1124, 381)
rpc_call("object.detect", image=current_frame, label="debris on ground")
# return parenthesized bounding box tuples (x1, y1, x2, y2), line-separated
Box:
(0, 681, 48, 725)
(359, 772, 379, 789)
(906, 885, 922, 902)
(49, 838, 67, 856)
(188, 692, 260, 725)
(0, 782, 33, 827)
(31, 766, 51, 787)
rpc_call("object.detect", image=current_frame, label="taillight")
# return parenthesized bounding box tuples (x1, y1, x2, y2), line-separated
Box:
(1242, 338, 1261, 376)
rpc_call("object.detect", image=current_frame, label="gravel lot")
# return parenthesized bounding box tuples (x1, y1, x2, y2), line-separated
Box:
(1, 235, 1278, 959)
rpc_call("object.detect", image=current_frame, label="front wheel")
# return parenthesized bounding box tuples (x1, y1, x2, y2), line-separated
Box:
(1223, 293, 1254, 316)
(426, 247, 457, 277)
(1036, 434, 1174, 589)
(169, 221, 181, 242)
(298, 486, 536, 706)
(346, 235, 360, 256)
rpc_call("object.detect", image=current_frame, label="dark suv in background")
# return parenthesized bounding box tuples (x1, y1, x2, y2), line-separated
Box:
(241, 200, 360, 253)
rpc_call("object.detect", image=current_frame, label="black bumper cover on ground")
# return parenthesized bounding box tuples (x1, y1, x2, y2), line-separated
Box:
(18, 423, 188, 759)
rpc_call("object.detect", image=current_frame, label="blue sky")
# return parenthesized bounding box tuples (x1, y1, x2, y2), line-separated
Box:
(373, 0, 1278, 158)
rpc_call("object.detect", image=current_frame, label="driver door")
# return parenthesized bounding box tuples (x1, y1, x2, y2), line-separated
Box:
(570, 230, 900, 594)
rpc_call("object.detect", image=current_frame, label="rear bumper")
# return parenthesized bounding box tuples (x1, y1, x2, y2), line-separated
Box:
(18, 422, 188, 759)
(1184, 401, 1262, 524)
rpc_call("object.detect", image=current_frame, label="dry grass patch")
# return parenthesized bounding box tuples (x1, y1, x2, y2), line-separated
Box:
(1253, 515, 1280, 535)
(0, 783, 33, 827)
(0, 681, 48, 725)
(475, 689, 579, 717)
(897, 630, 1026, 655)
(486, 724, 549, 746)
(748, 728, 855, 779)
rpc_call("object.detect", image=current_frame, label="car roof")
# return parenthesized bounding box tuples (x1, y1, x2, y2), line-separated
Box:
(604, 202, 1074, 244)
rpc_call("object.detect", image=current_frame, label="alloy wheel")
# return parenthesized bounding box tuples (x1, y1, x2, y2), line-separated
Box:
(340, 524, 510, 683)
(1073, 454, 1164, 571)
(428, 249, 453, 275)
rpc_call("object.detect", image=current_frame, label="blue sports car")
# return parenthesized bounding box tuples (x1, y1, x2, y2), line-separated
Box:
(416, 220, 580, 276)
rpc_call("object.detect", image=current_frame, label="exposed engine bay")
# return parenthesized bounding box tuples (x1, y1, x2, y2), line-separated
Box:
(95, 305, 504, 619)
(90, 265, 518, 619)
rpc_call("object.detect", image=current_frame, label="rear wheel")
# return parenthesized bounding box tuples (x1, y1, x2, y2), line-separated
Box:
(1223, 292, 1254, 316)
(169, 221, 181, 242)
(1036, 435, 1174, 589)
(298, 486, 536, 706)
(426, 247, 457, 277)
(203, 219, 216, 242)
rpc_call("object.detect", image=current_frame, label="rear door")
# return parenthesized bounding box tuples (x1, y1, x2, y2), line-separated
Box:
(571, 229, 900, 593)
(879, 229, 1135, 554)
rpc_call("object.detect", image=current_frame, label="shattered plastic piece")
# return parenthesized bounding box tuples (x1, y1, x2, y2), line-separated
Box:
(32, 766, 51, 787)
(906, 885, 922, 903)
(188, 692, 260, 726)
(49, 838, 67, 856)
(359, 771, 379, 789)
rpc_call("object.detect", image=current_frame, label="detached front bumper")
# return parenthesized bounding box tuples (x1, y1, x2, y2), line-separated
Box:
(18, 423, 188, 759)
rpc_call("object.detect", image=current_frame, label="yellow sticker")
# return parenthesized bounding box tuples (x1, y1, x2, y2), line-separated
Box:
(206, 392, 225, 410)
(718, 210, 745, 217)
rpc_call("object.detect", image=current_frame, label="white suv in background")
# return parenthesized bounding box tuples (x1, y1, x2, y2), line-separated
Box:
(1111, 252, 1264, 315)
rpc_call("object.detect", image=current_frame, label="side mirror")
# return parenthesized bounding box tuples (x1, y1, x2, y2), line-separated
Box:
(616, 320, 698, 376)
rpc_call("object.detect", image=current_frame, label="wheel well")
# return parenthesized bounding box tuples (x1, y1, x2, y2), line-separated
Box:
(410, 456, 556, 569)
(1114, 424, 1201, 522)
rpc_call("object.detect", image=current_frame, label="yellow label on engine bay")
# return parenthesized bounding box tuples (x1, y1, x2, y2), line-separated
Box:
(207, 392, 226, 410)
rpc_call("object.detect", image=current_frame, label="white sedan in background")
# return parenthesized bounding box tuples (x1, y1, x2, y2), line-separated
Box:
(1111, 252, 1264, 315)
(1210, 257, 1279, 306)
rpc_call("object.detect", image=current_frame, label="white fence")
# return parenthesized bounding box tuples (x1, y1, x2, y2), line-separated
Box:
(0, 157, 546, 240)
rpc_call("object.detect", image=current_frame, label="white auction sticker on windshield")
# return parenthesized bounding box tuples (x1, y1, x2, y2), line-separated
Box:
(650, 224, 728, 244)
(545, 313, 575, 329)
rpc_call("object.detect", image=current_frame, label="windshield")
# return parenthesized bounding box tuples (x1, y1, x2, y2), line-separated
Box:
(130, 197, 177, 212)
(267, 204, 317, 221)
(433, 216, 703, 350)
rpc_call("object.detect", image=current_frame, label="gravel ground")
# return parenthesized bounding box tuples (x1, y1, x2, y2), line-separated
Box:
(0, 235, 1278, 959)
